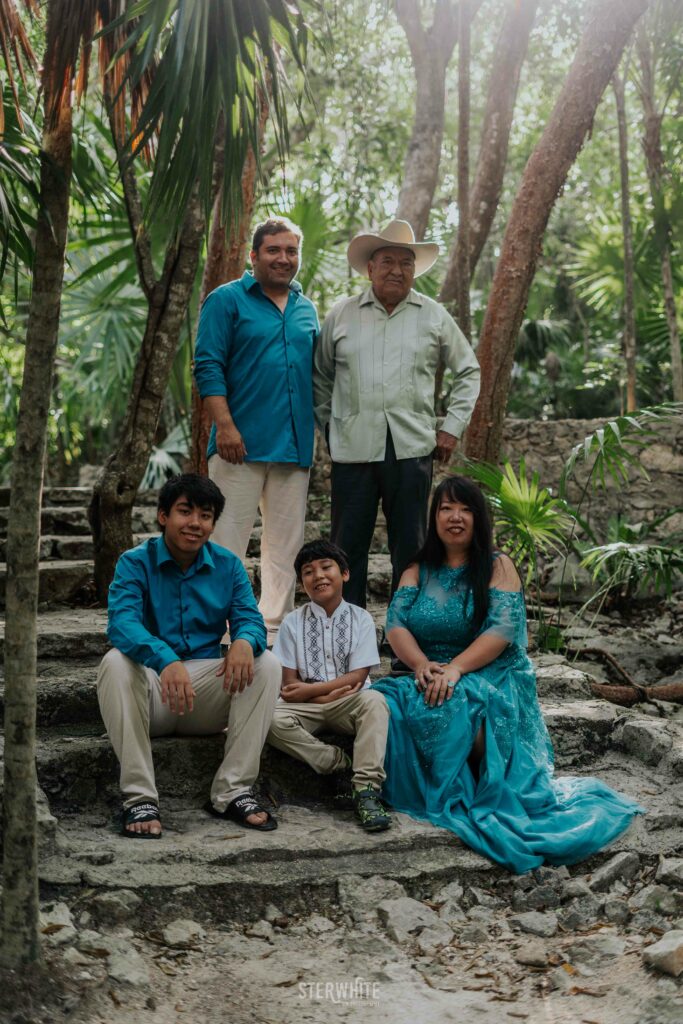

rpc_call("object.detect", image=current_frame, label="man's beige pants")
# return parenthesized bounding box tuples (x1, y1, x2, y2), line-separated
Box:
(267, 689, 389, 791)
(208, 456, 309, 638)
(97, 648, 280, 811)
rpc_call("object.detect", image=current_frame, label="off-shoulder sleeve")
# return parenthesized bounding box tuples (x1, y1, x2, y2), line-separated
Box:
(477, 589, 528, 649)
(386, 585, 420, 633)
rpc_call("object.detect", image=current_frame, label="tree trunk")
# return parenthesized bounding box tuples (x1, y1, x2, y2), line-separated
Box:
(613, 68, 638, 412)
(465, 0, 651, 463)
(454, 0, 472, 339)
(90, 195, 206, 601)
(440, 0, 538, 300)
(1, 69, 72, 971)
(395, 0, 459, 239)
(190, 141, 262, 474)
(637, 31, 683, 401)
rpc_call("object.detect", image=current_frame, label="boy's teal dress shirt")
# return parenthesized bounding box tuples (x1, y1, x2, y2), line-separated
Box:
(107, 536, 266, 675)
(193, 272, 319, 466)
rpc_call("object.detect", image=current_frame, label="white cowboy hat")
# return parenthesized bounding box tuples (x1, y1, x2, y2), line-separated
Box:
(346, 219, 439, 278)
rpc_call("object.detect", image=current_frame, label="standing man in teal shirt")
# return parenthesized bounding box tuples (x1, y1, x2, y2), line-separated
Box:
(314, 219, 480, 608)
(194, 218, 319, 643)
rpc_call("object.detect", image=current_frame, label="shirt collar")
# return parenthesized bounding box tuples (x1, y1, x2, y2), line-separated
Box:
(155, 535, 215, 573)
(307, 597, 348, 621)
(359, 285, 424, 310)
(240, 270, 302, 295)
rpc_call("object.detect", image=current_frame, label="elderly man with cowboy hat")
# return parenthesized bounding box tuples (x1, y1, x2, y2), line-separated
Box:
(313, 219, 480, 609)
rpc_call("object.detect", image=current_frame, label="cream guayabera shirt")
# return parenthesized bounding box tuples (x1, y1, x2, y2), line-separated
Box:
(313, 286, 480, 463)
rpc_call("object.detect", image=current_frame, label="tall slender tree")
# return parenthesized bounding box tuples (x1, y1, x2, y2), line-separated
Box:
(440, 0, 539, 299)
(613, 63, 638, 412)
(465, 0, 652, 463)
(89, 2, 306, 598)
(394, 0, 460, 239)
(1, 0, 104, 967)
(635, 6, 683, 402)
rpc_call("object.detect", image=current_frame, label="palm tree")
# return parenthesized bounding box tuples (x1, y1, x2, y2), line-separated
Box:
(89, 0, 307, 600)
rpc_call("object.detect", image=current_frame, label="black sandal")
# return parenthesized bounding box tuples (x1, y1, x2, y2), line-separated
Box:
(204, 793, 278, 831)
(121, 800, 162, 839)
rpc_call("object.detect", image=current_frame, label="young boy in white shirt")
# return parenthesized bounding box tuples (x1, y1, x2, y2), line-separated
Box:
(268, 540, 391, 831)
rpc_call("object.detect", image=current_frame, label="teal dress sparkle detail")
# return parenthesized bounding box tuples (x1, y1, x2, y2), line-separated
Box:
(372, 564, 643, 874)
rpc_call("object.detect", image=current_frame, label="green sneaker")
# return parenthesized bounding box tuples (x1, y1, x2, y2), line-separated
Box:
(353, 787, 392, 832)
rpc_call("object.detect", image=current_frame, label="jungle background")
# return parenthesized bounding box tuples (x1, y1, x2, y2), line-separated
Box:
(1, 0, 681, 491)
(1, 0, 683, 984)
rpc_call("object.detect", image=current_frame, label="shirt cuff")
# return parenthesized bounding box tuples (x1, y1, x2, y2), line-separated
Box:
(149, 647, 182, 675)
(440, 413, 468, 439)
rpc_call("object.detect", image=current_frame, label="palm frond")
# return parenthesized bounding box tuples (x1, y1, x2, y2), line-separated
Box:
(106, 0, 308, 226)
(580, 541, 683, 600)
(560, 403, 683, 496)
(0, 0, 38, 132)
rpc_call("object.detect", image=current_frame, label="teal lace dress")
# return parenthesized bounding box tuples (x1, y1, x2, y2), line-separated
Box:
(371, 564, 643, 874)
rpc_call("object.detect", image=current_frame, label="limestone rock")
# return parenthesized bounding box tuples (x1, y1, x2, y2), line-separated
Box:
(459, 923, 489, 945)
(376, 897, 438, 943)
(612, 718, 672, 766)
(589, 851, 640, 892)
(509, 911, 558, 938)
(437, 898, 466, 928)
(415, 921, 454, 955)
(107, 943, 150, 987)
(77, 929, 114, 956)
(558, 894, 602, 930)
(90, 889, 142, 923)
(244, 919, 274, 942)
(567, 932, 625, 967)
(603, 897, 630, 925)
(305, 914, 337, 935)
(338, 874, 406, 922)
(642, 930, 683, 977)
(630, 885, 681, 917)
(656, 858, 683, 889)
(514, 941, 548, 967)
(433, 881, 464, 904)
(464, 886, 505, 910)
(39, 901, 76, 946)
(561, 878, 593, 902)
(511, 883, 560, 912)
(161, 919, 206, 949)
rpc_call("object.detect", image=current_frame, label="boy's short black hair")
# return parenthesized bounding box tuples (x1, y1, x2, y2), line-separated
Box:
(157, 473, 225, 523)
(294, 539, 350, 581)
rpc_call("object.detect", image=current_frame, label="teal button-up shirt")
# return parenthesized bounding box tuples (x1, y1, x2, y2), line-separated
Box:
(194, 271, 319, 467)
(313, 286, 480, 462)
(107, 536, 266, 674)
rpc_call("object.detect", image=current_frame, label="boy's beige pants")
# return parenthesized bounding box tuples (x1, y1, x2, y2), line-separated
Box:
(267, 689, 389, 791)
(97, 648, 280, 811)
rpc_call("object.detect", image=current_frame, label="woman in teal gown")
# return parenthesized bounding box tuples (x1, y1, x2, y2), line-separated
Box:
(372, 477, 642, 874)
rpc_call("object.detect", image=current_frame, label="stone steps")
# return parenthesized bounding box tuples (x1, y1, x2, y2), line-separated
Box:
(0, 552, 394, 608)
(28, 701, 623, 814)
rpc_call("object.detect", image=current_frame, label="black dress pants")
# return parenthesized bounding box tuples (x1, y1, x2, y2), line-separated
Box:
(330, 430, 433, 608)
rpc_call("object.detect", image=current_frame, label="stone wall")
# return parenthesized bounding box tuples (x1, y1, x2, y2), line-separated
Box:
(500, 416, 683, 537)
(311, 414, 683, 539)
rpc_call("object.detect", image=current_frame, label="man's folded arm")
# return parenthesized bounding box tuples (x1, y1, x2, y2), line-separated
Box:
(107, 559, 179, 675)
(440, 310, 481, 439)
(226, 559, 267, 656)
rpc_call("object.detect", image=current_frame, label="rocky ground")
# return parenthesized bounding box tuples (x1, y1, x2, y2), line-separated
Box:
(10, 851, 683, 1024)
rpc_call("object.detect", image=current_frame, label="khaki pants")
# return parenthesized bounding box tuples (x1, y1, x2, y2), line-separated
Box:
(208, 456, 309, 638)
(267, 689, 389, 791)
(97, 648, 280, 811)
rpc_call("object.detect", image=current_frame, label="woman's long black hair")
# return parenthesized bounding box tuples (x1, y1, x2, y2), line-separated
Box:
(414, 476, 494, 631)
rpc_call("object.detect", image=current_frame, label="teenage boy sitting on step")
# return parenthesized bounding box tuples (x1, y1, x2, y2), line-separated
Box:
(267, 540, 391, 831)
